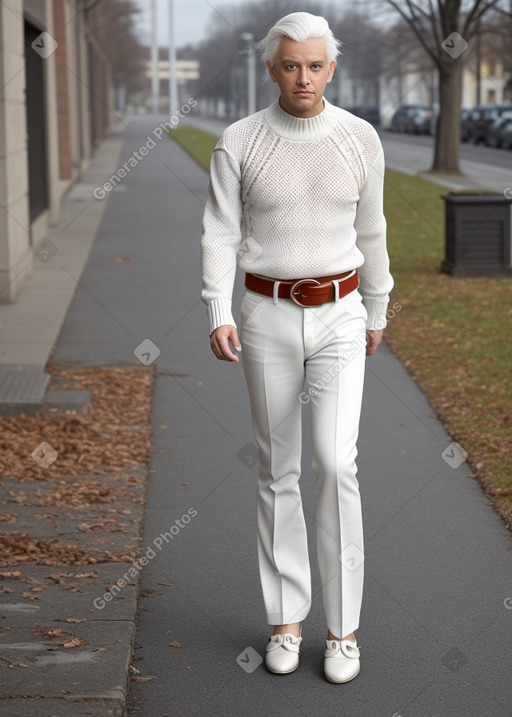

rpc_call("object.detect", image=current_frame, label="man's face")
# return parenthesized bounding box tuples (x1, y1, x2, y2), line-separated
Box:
(265, 35, 336, 118)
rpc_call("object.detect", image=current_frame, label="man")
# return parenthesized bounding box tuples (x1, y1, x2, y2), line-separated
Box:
(201, 12, 393, 683)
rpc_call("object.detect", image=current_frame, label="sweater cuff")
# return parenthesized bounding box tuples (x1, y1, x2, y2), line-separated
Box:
(206, 299, 237, 335)
(363, 299, 389, 331)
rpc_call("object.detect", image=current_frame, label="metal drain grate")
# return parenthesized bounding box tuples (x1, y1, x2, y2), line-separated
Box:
(0, 366, 50, 403)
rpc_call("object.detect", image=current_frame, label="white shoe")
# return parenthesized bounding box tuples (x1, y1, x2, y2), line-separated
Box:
(265, 633, 302, 674)
(324, 638, 360, 683)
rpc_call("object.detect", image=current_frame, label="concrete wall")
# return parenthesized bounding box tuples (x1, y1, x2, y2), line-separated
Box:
(462, 61, 506, 108)
(0, 0, 113, 304)
(0, 0, 32, 303)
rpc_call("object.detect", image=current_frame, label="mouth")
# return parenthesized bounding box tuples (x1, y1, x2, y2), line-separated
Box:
(294, 91, 313, 97)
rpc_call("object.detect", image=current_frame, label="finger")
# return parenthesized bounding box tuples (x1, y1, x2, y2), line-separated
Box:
(217, 336, 240, 362)
(366, 332, 382, 356)
(365, 334, 373, 356)
(211, 340, 228, 361)
(231, 333, 242, 352)
(210, 340, 226, 361)
(220, 336, 240, 362)
(210, 335, 227, 361)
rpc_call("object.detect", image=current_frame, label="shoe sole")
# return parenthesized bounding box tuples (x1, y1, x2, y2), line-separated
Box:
(265, 662, 300, 675)
(324, 664, 360, 684)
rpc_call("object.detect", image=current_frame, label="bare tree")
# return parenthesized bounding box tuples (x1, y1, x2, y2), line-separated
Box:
(380, 17, 436, 118)
(87, 0, 147, 100)
(382, 0, 512, 173)
(331, 10, 385, 108)
(480, 8, 512, 100)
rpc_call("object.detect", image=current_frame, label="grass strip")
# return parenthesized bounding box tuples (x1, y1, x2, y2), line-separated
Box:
(168, 126, 218, 171)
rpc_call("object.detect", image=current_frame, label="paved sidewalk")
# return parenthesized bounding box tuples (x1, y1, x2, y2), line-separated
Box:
(0, 122, 126, 368)
(0, 120, 128, 416)
(0, 113, 511, 717)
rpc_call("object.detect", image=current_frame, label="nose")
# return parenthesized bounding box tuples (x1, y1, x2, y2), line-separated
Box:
(297, 67, 310, 87)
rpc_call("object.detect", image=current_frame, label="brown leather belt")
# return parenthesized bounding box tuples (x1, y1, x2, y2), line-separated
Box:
(245, 270, 358, 307)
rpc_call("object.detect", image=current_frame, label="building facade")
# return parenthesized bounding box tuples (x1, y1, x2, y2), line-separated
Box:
(0, 0, 113, 303)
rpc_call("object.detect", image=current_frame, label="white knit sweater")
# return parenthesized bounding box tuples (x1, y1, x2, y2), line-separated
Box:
(200, 96, 393, 334)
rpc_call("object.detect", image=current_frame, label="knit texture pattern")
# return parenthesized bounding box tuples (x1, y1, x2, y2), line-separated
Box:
(201, 97, 394, 333)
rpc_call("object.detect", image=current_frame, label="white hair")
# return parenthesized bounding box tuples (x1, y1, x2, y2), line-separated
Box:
(255, 12, 342, 77)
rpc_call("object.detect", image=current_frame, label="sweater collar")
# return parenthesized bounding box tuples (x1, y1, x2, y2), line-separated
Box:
(264, 96, 338, 141)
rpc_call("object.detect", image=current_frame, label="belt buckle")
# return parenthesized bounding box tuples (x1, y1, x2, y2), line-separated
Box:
(290, 278, 320, 307)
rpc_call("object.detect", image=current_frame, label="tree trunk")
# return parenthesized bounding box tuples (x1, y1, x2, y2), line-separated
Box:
(431, 59, 464, 173)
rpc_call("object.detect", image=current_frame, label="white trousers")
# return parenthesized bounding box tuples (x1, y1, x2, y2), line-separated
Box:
(240, 287, 367, 639)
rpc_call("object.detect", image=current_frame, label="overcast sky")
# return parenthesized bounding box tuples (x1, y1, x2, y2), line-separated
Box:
(134, 0, 249, 48)
(134, 0, 334, 49)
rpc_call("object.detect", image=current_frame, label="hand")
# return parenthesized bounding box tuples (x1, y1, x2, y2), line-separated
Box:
(210, 325, 242, 362)
(366, 329, 384, 356)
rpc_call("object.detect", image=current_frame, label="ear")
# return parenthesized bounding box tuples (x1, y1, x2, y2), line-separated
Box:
(326, 59, 336, 83)
(265, 59, 277, 83)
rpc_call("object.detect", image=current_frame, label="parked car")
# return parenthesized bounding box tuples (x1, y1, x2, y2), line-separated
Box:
(460, 108, 471, 142)
(465, 103, 512, 144)
(500, 118, 512, 149)
(485, 111, 512, 148)
(409, 107, 435, 134)
(390, 105, 434, 134)
(390, 105, 415, 132)
(349, 105, 380, 126)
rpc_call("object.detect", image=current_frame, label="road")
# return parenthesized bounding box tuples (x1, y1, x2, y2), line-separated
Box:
(380, 130, 511, 192)
(380, 130, 512, 171)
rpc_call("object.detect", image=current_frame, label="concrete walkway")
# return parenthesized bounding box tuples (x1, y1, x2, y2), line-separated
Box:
(1, 113, 511, 716)
(0, 122, 126, 368)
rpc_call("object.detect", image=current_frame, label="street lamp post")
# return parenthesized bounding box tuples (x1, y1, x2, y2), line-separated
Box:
(168, 0, 178, 113)
(150, 0, 159, 113)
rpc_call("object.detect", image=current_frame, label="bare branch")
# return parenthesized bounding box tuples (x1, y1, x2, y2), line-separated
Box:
(428, 0, 442, 52)
(384, 0, 440, 64)
(462, 0, 503, 35)
(463, 0, 486, 32)
(492, 3, 512, 17)
(406, 0, 437, 22)
(405, 0, 436, 35)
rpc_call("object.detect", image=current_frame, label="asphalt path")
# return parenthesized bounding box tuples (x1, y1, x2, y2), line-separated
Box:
(379, 129, 512, 172)
(379, 130, 512, 192)
(51, 114, 512, 717)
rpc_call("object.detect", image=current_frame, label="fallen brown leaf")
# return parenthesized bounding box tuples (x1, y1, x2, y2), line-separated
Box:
(131, 675, 155, 682)
(0, 363, 154, 567)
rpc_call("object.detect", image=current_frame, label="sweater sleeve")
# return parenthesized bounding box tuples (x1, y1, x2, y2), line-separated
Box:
(200, 143, 243, 335)
(354, 146, 394, 330)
